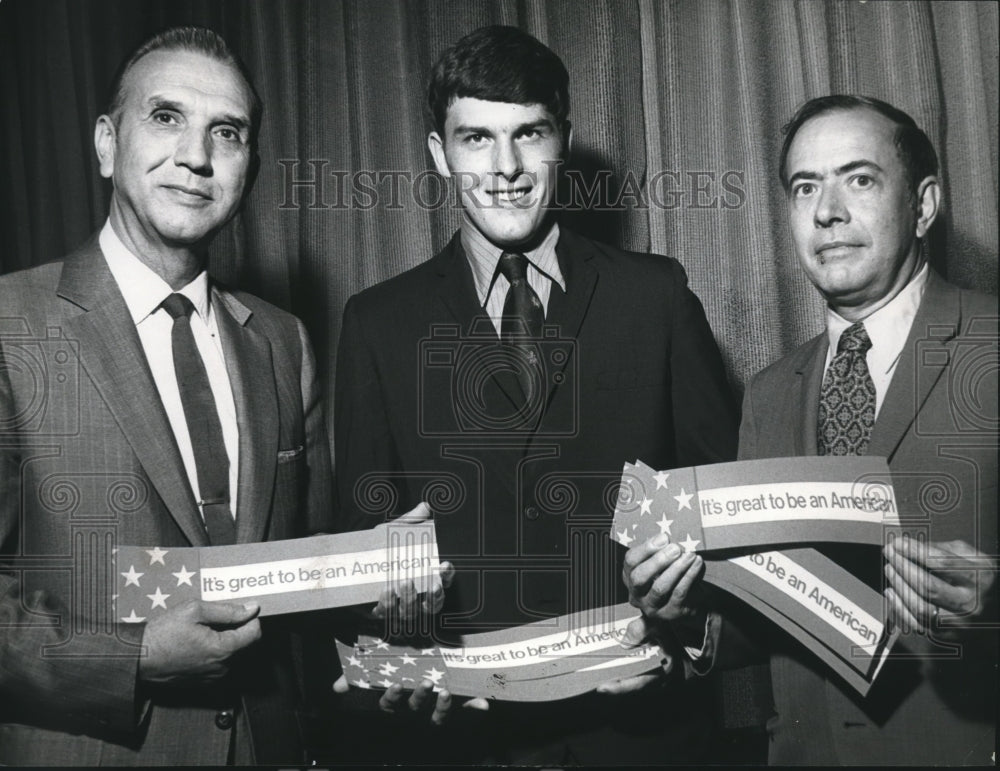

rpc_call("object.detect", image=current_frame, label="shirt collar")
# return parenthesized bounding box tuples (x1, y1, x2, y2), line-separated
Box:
(825, 261, 930, 375)
(99, 220, 211, 324)
(460, 216, 566, 307)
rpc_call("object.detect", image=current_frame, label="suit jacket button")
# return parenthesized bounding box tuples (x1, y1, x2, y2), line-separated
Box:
(215, 709, 235, 730)
(525, 506, 539, 520)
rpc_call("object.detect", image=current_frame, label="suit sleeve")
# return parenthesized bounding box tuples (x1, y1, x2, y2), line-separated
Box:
(333, 296, 403, 533)
(0, 337, 145, 736)
(666, 259, 739, 466)
(295, 318, 334, 535)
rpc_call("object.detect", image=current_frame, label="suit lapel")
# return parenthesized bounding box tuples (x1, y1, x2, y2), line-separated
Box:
(792, 335, 828, 456)
(213, 289, 278, 544)
(536, 229, 598, 426)
(433, 233, 493, 329)
(869, 272, 960, 460)
(57, 239, 209, 546)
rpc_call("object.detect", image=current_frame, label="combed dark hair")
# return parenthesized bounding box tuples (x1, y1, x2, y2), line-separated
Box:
(779, 95, 938, 198)
(427, 25, 570, 135)
(106, 26, 262, 142)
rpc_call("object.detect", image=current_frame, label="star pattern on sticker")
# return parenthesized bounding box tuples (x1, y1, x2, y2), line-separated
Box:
(374, 640, 390, 651)
(114, 545, 202, 624)
(353, 679, 371, 689)
(145, 547, 168, 565)
(121, 609, 145, 623)
(656, 515, 673, 537)
(616, 528, 634, 547)
(639, 497, 653, 516)
(653, 471, 670, 489)
(337, 637, 452, 698)
(121, 565, 143, 587)
(679, 534, 701, 553)
(673, 488, 693, 511)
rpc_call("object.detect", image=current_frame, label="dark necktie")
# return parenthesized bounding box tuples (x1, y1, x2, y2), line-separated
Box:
(161, 293, 236, 545)
(498, 252, 545, 401)
(817, 321, 876, 456)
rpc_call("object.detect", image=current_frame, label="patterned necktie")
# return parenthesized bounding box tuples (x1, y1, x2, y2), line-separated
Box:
(817, 321, 876, 456)
(161, 293, 236, 545)
(498, 252, 545, 401)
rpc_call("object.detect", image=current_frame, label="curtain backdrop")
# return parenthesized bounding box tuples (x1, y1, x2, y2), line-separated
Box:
(2, 0, 996, 419)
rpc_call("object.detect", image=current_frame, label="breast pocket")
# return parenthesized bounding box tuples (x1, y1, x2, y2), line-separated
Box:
(272, 446, 305, 528)
(277, 445, 304, 463)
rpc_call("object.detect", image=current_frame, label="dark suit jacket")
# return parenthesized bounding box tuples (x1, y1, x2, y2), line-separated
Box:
(738, 271, 998, 765)
(333, 228, 738, 762)
(0, 236, 333, 765)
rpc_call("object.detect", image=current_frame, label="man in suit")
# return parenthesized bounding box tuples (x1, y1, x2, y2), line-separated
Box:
(623, 95, 997, 764)
(0, 27, 333, 765)
(333, 25, 739, 765)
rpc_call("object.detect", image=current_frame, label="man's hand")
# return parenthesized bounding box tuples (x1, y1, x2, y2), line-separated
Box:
(884, 537, 997, 635)
(595, 615, 673, 695)
(138, 600, 261, 686)
(370, 502, 454, 626)
(623, 534, 705, 623)
(332, 676, 488, 726)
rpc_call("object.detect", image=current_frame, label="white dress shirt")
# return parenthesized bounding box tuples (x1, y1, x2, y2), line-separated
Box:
(99, 221, 239, 521)
(461, 216, 566, 335)
(823, 262, 929, 418)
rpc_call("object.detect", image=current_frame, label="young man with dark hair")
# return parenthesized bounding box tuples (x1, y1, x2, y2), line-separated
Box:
(334, 25, 739, 764)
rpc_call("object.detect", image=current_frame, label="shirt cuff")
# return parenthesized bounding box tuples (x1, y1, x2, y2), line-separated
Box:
(683, 613, 713, 660)
(681, 612, 720, 678)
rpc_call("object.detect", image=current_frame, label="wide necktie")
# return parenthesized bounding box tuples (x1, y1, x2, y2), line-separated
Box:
(817, 321, 876, 456)
(161, 293, 236, 545)
(498, 251, 545, 401)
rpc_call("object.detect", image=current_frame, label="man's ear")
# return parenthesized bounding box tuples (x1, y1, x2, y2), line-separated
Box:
(94, 115, 116, 179)
(427, 131, 451, 178)
(914, 175, 941, 238)
(562, 120, 573, 158)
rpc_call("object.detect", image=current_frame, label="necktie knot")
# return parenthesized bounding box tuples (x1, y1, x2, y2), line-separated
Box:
(161, 293, 195, 320)
(498, 252, 530, 283)
(838, 321, 871, 354)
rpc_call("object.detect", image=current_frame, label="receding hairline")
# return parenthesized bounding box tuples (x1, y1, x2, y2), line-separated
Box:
(783, 105, 912, 183)
(110, 48, 255, 120)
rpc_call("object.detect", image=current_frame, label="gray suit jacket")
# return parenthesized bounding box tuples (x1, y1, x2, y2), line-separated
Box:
(0, 236, 333, 765)
(738, 271, 997, 765)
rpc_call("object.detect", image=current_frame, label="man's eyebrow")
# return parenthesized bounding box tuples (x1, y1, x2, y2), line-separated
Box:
(514, 119, 555, 134)
(788, 160, 883, 185)
(145, 96, 250, 130)
(451, 123, 494, 136)
(787, 169, 822, 185)
(450, 118, 554, 136)
(833, 159, 883, 176)
(146, 96, 185, 113)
